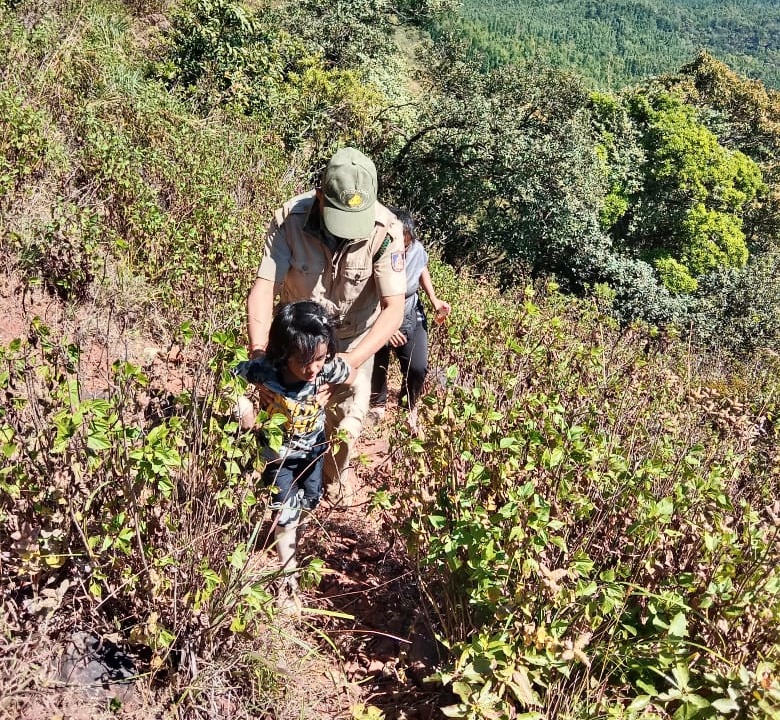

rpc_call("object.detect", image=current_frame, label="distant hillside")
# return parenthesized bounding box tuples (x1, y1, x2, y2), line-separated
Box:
(442, 0, 780, 90)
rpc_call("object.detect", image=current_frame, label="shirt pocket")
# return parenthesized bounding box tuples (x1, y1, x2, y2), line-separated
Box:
(287, 256, 326, 298)
(289, 255, 325, 276)
(340, 260, 372, 293)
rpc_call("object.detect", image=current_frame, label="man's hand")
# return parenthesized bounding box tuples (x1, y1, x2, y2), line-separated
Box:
(344, 293, 404, 368)
(253, 383, 276, 408)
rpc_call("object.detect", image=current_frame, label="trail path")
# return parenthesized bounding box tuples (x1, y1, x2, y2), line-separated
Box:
(292, 425, 445, 720)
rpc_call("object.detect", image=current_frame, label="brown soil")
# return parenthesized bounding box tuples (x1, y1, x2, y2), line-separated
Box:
(292, 429, 448, 720)
(0, 274, 448, 720)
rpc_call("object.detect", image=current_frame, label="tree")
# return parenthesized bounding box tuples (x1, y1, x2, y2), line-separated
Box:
(594, 90, 764, 294)
(671, 52, 780, 254)
(162, 0, 390, 155)
(694, 250, 780, 353)
(379, 40, 693, 326)
(384, 45, 604, 280)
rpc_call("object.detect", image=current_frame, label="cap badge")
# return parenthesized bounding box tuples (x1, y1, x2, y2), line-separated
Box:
(346, 193, 364, 207)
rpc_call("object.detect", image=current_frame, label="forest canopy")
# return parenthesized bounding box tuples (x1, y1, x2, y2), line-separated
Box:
(433, 0, 780, 91)
(3, 0, 779, 353)
(385, 44, 780, 353)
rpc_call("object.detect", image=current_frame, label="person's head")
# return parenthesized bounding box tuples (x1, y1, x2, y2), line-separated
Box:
(318, 147, 377, 240)
(392, 209, 418, 250)
(266, 301, 338, 383)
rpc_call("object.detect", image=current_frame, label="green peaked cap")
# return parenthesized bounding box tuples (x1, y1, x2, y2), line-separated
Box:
(322, 147, 377, 239)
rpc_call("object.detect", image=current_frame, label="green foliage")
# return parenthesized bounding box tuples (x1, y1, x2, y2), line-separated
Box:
(385, 47, 603, 283)
(675, 53, 780, 166)
(433, 0, 780, 91)
(680, 203, 748, 276)
(694, 250, 780, 354)
(387, 45, 693, 330)
(0, 0, 291, 325)
(582, 61, 780, 349)
(641, 98, 763, 214)
(273, 58, 385, 153)
(593, 87, 764, 302)
(71, 102, 280, 315)
(598, 186, 629, 230)
(391, 44, 776, 347)
(0, 89, 54, 203)
(0, 321, 290, 703)
(12, 202, 100, 301)
(280, 0, 397, 69)
(395, 0, 458, 23)
(163, 0, 307, 115)
(389, 275, 780, 717)
(590, 90, 645, 232)
(666, 53, 780, 259)
(161, 0, 389, 154)
(653, 255, 698, 294)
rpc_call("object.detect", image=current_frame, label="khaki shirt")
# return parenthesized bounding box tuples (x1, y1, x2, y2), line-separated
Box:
(257, 191, 406, 345)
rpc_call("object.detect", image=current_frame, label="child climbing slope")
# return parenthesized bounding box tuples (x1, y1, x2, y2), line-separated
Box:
(235, 301, 354, 598)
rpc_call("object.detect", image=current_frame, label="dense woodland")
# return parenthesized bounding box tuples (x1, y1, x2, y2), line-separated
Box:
(434, 0, 780, 90)
(1, 0, 779, 718)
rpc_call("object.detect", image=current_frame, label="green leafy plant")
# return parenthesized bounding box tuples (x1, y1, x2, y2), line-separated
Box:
(13, 202, 100, 301)
(0, 89, 52, 202)
(0, 323, 299, 709)
(388, 276, 780, 718)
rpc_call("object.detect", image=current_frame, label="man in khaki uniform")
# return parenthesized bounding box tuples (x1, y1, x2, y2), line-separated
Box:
(246, 147, 406, 499)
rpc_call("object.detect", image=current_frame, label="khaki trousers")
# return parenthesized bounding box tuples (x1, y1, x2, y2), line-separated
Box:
(323, 355, 373, 489)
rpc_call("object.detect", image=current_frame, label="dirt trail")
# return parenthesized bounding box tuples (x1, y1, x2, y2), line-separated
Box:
(294, 427, 446, 719)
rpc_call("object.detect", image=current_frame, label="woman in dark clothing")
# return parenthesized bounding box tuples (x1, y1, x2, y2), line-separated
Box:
(369, 211, 450, 428)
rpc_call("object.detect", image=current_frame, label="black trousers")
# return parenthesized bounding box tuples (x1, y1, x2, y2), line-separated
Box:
(261, 432, 326, 511)
(370, 316, 428, 410)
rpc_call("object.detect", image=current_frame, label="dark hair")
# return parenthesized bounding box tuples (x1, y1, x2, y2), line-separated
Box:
(265, 301, 337, 366)
(389, 207, 418, 245)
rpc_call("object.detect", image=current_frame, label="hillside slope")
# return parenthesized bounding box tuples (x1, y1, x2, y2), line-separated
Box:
(450, 0, 780, 90)
(2, 1, 780, 718)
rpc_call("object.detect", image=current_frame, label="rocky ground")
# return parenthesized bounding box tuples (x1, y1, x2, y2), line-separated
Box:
(291, 428, 447, 720)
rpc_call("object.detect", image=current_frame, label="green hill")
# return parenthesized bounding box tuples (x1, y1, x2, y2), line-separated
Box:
(442, 0, 780, 90)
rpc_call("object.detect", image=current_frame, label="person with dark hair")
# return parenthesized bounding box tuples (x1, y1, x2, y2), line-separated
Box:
(245, 147, 406, 503)
(235, 300, 354, 596)
(369, 210, 450, 430)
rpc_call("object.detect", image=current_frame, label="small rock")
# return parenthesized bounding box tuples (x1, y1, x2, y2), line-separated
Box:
(367, 659, 385, 675)
(343, 660, 361, 677)
(142, 347, 160, 365)
(57, 631, 137, 703)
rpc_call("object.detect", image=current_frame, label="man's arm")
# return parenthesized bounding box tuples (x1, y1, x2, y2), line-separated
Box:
(246, 276, 276, 357)
(342, 293, 405, 369)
